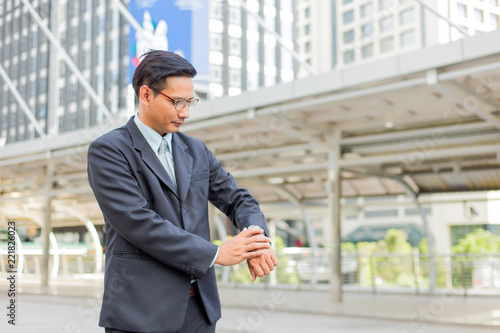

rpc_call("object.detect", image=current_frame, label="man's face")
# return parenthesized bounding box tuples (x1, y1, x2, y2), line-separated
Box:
(139, 76, 193, 135)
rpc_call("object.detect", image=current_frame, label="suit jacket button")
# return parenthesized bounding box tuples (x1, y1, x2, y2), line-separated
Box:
(181, 264, 186, 269)
(190, 269, 195, 274)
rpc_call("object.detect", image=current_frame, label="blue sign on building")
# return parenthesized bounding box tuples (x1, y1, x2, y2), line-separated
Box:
(127, 0, 208, 84)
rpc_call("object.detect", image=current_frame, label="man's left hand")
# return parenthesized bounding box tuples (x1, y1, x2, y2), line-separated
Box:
(247, 248, 278, 281)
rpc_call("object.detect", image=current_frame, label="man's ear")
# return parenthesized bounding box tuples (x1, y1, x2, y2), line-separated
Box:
(139, 85, 151, 107)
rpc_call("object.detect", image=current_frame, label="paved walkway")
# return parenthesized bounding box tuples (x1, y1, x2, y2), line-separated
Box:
(0, 280, 499, 332)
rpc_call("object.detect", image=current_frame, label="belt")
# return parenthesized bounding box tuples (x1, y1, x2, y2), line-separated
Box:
(189, 284, 197, 298)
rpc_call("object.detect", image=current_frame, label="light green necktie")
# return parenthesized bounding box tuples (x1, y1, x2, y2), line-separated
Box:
(159, 138, 177, 189)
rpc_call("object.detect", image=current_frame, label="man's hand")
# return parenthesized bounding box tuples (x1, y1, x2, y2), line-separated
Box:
(247, 247, 278, 281)
(215, 228, 271, 266)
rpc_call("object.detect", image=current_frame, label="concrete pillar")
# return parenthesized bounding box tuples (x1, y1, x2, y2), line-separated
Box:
(327, 130, 342, 303)
(41, 163, 54, 289)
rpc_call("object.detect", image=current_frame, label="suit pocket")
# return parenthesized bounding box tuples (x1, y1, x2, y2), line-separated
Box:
(114, 251, 155, 261)
(191, 171, 209, 182)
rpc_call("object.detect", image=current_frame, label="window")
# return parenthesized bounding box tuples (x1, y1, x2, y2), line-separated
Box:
(450, 224, 500, 246)
(361, 22, 374, 37)
(361, 2, 373, 18)
(474, 8, 484, 22)
(229, 38, 240, 55)
(457, 3, 467, 18)
(343, 10, 354, 24)
(364, 209, 398, 218)
(400, 8, 415, 25)
(229, 70, 241, 87)
(305, 24, 310, 35)
(362, 44, 374, 58)
(229, 7, 241, 23)
(401, 29, 415, 46)
(380, 16, 393, 32)
(304, 7, 310, 18)
(491, 13, 499, 27)
(344, 29, 355, 43)
(344, 50, 355, 63)
(211, 3, 223, 19)
(344, 0, 353, 4)
(490, 0, 498, 6)
(305, 41, 311, 52)
(405, 207, 431, 216)
(380, 0, 394, 10)
(380, 36, 394, 52)
(211, 34, 222, 51)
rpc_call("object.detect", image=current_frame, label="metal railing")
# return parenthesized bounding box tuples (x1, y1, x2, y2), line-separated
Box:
(215, 248, 500, 296)
(2, 245, 499, 296)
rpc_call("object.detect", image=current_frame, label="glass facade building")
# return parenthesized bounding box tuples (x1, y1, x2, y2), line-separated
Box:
(0, 0, 298, 144)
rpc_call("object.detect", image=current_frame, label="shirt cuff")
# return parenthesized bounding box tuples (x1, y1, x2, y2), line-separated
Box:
(209, 246, 219, 268)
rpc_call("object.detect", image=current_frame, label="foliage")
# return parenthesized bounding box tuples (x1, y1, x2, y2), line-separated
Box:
(341, 241, 356, 254)
(418, 237, 428, 254)
(385, 229, 413, 254)
(452, 228, 500, 254)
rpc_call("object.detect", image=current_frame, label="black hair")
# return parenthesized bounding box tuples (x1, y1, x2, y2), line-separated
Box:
(132, 50, 197, 98)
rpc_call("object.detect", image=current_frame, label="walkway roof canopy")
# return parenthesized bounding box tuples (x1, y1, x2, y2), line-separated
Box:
(1, 30, 500, 227)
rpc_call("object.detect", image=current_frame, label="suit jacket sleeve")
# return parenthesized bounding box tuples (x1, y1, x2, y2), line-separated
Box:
(204, 143, 269, 235)
(87, 137, 218, 279)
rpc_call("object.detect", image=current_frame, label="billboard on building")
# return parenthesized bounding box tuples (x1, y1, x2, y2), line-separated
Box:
(127, 0, 209, 85)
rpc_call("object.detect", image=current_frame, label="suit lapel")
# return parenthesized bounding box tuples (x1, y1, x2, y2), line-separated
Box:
(172, 134, 192, 203)
(126, 118, 179, 199)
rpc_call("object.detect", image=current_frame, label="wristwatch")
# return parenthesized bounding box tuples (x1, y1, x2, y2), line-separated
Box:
(248, 225, 272, 245)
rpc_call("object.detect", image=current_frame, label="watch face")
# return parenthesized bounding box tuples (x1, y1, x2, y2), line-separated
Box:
(248, 225, 263, 230)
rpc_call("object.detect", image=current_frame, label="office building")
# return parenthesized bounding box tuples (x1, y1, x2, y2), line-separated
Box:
(0, 0, 299, 144)
(335, 0, 500, 67)
(207, 0, 297, 98)
(0, 0, 128, 145)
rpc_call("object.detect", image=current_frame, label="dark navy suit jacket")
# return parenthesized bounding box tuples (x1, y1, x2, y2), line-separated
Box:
(87, 117, 268, 332)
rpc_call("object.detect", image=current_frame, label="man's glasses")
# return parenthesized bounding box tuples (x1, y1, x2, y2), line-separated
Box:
(152, 88, 199, 111)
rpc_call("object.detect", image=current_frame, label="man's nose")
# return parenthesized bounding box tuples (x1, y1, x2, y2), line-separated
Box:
(177, 106, 190, 119)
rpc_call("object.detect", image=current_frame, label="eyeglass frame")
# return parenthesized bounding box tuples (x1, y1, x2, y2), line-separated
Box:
(150, 87, 199, 111)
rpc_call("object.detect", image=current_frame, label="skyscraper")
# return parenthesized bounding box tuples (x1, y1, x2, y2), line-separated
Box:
(207, 0, 297, 98)
(0, 0, 128, 145)
(334, 0, 500, 67)
(0, 0, 299, 144)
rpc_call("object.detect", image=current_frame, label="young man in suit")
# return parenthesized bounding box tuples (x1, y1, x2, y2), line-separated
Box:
(87, 50, 278, 332)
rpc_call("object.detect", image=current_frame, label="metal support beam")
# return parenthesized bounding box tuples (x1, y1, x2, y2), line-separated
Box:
(346, 167, 437, 291)
(327, 130, 342, 303)
(253, 181, 320, 285)
(20, 0, 113, 120)
(54, 205, 103, 274)
(433, 83, 500, 130)
(0, 64, 47, 139)
(110, 0, 145, 38)
(213, 214, 230, 283)
(252, 117, 325, 146)
(238, 178, 320, 284)
(41, 162, 54, 289)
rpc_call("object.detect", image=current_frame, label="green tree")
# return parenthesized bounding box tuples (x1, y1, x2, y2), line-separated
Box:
(385, 229, 413, 254)
(452, 228, 500, 254)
